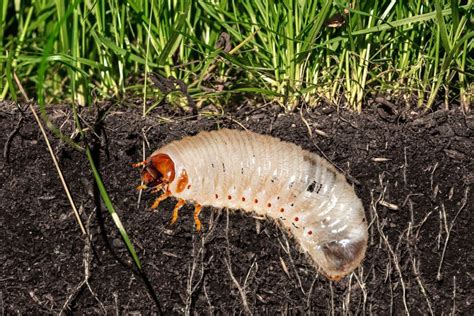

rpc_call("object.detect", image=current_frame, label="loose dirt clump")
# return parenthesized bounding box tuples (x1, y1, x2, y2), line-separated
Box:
(1, 100, 472, 314)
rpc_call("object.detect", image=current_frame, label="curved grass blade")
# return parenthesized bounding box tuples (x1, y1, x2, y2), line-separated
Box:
(350, 3, 472, 36)
(84, 146, 142, 270)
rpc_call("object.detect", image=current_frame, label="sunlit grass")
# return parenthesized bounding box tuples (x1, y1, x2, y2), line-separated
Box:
(0, 0, 472, 111)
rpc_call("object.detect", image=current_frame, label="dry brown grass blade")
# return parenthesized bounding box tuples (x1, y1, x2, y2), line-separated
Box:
(13, 73, 86, 235)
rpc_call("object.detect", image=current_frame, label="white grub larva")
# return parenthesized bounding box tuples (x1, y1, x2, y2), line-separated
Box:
(134, 129, 368, 280)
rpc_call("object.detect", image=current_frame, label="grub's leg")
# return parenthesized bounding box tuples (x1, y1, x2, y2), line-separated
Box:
(136, 184, 147, 191)
(170, 199, 186, 225)
(193, 204, 202, 231)
(132, 160, 147, 168)
(151, 184, 163, 194)
(151, 191, 171, 210)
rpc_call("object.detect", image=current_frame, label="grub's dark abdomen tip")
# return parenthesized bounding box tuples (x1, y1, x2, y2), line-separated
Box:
(322, 238, 367, 277)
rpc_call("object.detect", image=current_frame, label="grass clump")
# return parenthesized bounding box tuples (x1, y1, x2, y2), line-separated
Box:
(1, 0, 472, 111)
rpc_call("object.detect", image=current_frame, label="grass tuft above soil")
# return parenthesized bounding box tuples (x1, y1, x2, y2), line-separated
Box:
(0, 0, 472, 111)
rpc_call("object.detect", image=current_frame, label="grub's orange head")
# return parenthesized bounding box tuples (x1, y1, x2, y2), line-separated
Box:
(140, 153, 176, 188)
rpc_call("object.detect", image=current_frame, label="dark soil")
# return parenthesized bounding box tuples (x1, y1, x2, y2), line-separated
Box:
(1, 100, 473, 314)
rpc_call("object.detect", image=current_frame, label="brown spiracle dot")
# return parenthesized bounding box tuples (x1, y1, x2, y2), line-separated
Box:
(215, 194, 219, 199)
(227, 195, 232, 200)
(308, 230, 313, 235)
(254, 199, 259, 204)
(280, 208, 285, 213)
(294, 217, 299, 222)
(242, 197, 246, 202)
(267, 203, 272, 207)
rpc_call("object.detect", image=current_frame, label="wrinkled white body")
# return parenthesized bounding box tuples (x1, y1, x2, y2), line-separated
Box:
(152, 129, 368, 279)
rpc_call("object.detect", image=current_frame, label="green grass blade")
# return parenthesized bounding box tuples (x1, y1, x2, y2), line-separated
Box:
(350, 3, 472, 36)
(450, 0, 460, 32)
(84, 146, 142, 270)
(426, 30, 474, 108)
(435, 0, 451, 52)
(157, 0, 190, 66)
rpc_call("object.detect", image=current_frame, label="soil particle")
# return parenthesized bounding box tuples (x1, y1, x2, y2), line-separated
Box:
(1, 100, 472, 314)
